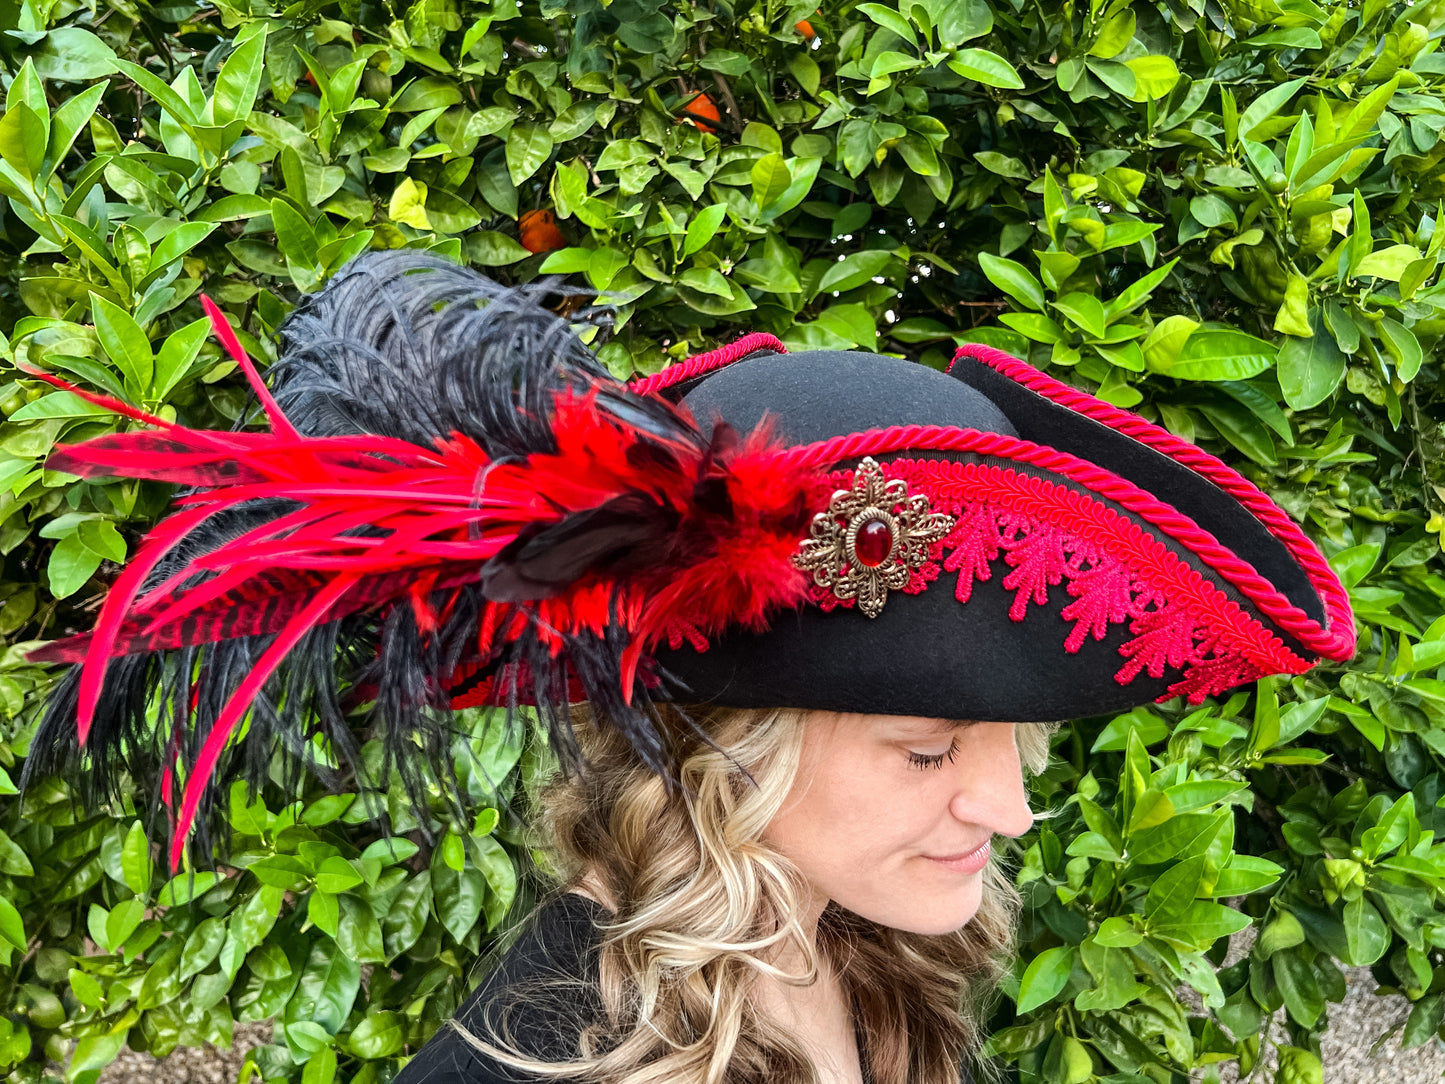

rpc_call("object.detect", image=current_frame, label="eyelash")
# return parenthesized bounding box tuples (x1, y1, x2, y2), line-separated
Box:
(908, 736, 960, 770)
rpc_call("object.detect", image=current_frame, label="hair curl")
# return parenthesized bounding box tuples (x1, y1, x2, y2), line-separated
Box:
(454, 707, 1052, 1084)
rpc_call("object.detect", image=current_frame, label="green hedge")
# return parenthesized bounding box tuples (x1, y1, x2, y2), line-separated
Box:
(2, 0, 1444, 1081)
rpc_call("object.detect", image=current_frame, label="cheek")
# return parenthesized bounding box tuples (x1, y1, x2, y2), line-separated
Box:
(767, 760, 934, 887)
(763, 756, 992, 934)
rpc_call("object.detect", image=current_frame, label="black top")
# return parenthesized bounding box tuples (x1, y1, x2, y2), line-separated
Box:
(396, 892, 976, 1084)
(396, 892, 608, 1083)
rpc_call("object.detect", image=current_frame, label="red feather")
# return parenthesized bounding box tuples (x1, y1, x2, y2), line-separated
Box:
(28, 345, 822, 868)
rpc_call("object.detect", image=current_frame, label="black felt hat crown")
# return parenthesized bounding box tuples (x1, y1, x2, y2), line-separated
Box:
(22, 254, 1354, 866)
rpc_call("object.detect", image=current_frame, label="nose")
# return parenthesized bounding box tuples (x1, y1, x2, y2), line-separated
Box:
(948, 723, 1035, 838)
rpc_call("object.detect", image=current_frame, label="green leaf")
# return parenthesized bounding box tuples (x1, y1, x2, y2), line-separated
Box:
(684, 204, 729, 258)
(121, 822, 151, 895)
(178, 918, 226, 981)
(751, 153, 792, 209)
(1239, 77, 1306, 140)
(1130, 812, 1222, 864)
(1330, 543, 1379, 588)
(157, 871, 221, 906)
(153, 318, 210, 400)
(112, 58, 199, 127)
(91, 293, 153, 393)
(1355, 243, 1422, 281)
(1378, 317, 1423, 382)
(1124, 55, 1180, 101)
(1147, 326, 1275, 381)
(290, 939, 361, 1035)
(1342, 897, 1390, 965)
(47, 534, 103, 599)
(337, 895, 386, 963)
(0, 896, 25, 953)
(0, 102, 48, 181)
(1016, 945, 1076, 1012)
(1273, 274, 1312, 337)
(301, 1047, 337, 1084)
(978, 253, 1044, 310)
(151, 222, 218, 271)
(105, 898, 144, 951)
(817, 250, 895, 295)
(857, 3, 916, 41)
(1054, 292, 1107, 337)
(1145, 856, 1204, 923)
(46, 83, 107, 182)
(0, 830, 32, 877)
(506, 125, 554, 186)
(389, 178, 431, 230)
(1277, 309, 1346, 410)
(315, 857, 364, 894)
(349, 1011, 404, 1058)
(1152, 900, 1251, 947)
(1094, 916, 1143, 948)
(68, 1031, 127, 1080)
(213, 28, 267, 125)
(381, 872, 431, 958)
(468, 230, 531, 265)
(947, 49, 1024, 89)
(308, 891, 339, 937)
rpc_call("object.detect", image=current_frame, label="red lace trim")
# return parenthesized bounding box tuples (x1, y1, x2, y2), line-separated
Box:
(777, 425, 1349, 667)
(807, 459, 1305, 703)
(950, 344, 1355, 663)
(629, 333, 787, 396)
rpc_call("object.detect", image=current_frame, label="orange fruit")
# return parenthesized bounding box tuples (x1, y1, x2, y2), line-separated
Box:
(796, 19, 816, 38)
(519, 209, 566, 254)
(678, 91, 721, 134)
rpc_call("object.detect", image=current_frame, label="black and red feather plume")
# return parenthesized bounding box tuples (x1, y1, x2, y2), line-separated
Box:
(24, 253, 818, 870)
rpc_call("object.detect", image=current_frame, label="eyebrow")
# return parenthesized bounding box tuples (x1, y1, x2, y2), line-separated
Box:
(925, 719, 980, 733)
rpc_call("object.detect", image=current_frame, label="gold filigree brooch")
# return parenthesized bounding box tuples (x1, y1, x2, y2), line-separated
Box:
(792, 458, 956, 618)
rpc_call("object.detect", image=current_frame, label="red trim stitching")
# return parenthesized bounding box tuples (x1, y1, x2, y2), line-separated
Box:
(949, 344, 1355, 661)
(809, 458, 1303, 703)
(629, 333, 787, 396)
(777, 425, 1353, 663)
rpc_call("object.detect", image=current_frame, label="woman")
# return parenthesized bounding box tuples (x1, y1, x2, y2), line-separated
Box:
(24, 253, 1354, 1083)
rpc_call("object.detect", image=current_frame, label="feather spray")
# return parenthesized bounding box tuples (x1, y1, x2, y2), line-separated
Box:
(24, 253, 819, 870)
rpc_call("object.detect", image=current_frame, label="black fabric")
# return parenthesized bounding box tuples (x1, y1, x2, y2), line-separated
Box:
(396, 893, 607, 1083)
(397, 891, 980, 1084)
(655, 348, 1331, 720)
(679, 350, 1019, 444)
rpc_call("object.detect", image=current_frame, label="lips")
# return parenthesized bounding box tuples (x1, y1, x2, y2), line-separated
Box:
(925, 840, 992, 874)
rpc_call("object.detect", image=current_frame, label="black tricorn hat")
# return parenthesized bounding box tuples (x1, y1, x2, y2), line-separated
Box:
(650, 344, 1354, 722)
(21, 254, 1354, 866)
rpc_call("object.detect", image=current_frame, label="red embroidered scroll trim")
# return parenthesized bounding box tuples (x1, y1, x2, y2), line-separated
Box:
(950, 344, 1354, 663)
(629, 333, 787, 397)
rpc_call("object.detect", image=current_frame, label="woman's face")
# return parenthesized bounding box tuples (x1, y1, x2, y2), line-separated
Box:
(763, 712, 1035, 935)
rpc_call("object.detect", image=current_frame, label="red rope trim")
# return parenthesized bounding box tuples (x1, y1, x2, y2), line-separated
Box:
(949, 344, 1355, 661)
(629, 333, 787, 396)
(777, 426, 1354, 663)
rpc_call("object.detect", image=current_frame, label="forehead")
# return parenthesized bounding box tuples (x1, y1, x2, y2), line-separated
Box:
(866, 715, 981, 734)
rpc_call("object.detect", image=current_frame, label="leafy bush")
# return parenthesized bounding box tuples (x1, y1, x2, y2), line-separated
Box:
(2, 0, 1444, 1081)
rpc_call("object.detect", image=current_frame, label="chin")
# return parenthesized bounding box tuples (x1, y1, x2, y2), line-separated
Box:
(845, 877, 985, 936)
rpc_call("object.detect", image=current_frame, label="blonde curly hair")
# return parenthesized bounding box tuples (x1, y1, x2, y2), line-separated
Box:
(455, 706, 1052, 1084)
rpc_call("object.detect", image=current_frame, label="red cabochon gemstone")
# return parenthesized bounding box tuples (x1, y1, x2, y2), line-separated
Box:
(854, 517, 892, 567)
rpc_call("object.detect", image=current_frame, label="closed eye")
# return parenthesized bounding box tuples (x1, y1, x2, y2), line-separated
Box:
(907, 736, 960, 770)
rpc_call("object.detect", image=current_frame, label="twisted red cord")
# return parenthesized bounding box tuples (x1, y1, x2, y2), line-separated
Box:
(780, 424, 1354, 662)
(948, 344, 1354, 661)
(629, 333, 787, 396)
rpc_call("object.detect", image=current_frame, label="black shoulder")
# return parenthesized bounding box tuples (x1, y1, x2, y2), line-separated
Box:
(396, 893, 609, 1084)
